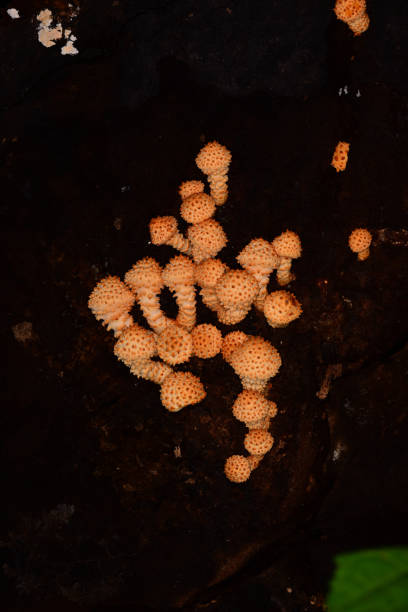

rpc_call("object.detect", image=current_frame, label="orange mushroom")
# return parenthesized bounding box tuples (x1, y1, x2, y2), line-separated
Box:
(149, 215, 190, 253)
(348, 228, 372, 260)
(195, 141, 232, 206)
(160, 371, 206, 412)
(88, 276, 135, 336)
(272, 230, 302, 286)
(162, 255, 196, 331)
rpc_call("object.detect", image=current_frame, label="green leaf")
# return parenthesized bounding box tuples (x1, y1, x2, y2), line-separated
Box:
(327, 547, 408, 612)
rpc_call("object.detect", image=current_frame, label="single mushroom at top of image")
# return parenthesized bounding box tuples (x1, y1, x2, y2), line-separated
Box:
(160, 371, 206, 412)
(187, 218, 227, 263)
(180, 192, 216, 225)
(88, 275, 135, 337)
(229, 336, 282, 394)
(236, 238, 280, 310)
(263, 290, 302, 328)
(272, 230, 302, 286)
(215, 269, 259, 325)
(195, 140, 232, 206)
(162, 255, 196, 331)
(149, 215, 190, 253)
(178, 180, 205, 201)
(348, 228, 372, 260)
(124, 257, 171, 334)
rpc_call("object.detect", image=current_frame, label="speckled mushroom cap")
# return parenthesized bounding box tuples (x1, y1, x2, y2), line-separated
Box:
(195, 141, 232, 175)
(216, 270, 259, 309)
(125, 257, 164, 291)
(180, 192, 216, 224)
(191, 323, 222, 359)
(348, 228, 372, 253)
(244, 429, 274, 456)
(331, 141, 350, 172)
(224, 455, 251, 483)
(335, 0, 366, 21)
(229, 337, 282, 382)
(237, 238, 280, 274)
(187, 218, 227, 261)
(149, 215, 179, 245)
(263, 290, 302, 328)
(114, 324, 157, 366)
(194, 258, 227, 288)
(178, 180, 205, 201)
(160, 371, 206, 412)
(162, 254, 195, 287)
(221, 331, 248, 364)
(156, 323, 193, 365)
(232, 390, 270, 423)
(272, 230, 302, 259)
(88, 276, 135, 321)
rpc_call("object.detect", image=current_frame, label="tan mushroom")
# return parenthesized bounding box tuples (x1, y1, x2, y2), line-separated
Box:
(191, 323, 222, 359)
(216, 269, 259, 325)
(224, 455, 251, 483)
(178, 180, 205, 201)
(232, 390, 272, 429)
(229, 336, 282, 393)
(194, 258, 227, 312)
(244, 429, 274, 456)
(88, 276, 135, 336)
(180, 192, 216, 225)
(236, 238, 280, 309)
(195, 141, 232, 206)
(156, 323, 193, 365)
(221, 331, 248, 364)
(160, 371, 206, 412)
(272, 230, 302, 286)
(334, 0, 369, 36)
(162, 255, 196, 331)
(331, 141, 350, 172)
(149, 215, 190, 253)
(187, 218, 227, 263)
(348, 228, 372, 260)
(263, 290, 302, 328)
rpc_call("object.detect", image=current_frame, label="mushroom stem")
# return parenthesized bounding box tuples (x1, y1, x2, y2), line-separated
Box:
(168, 231, 191, 253)
(276, 256, 294, 286)
(130, 359, 173, 385)
(357, 247, 370, 261)
(135, 287, 170, 334)
(208, 168, 228, 206)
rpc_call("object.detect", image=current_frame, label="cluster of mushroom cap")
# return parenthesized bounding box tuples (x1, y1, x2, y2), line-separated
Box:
(334, 0, 369, 36)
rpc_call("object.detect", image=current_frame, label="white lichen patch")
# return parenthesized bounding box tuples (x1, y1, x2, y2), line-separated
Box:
(7, 8, 20, 19)
(37, 9, 63, 48)
(61, 34, 78, 55)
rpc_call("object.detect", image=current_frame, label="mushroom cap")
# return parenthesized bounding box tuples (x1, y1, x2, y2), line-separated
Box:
(216, 270, 259, 309)
(125, 257, 164, 291)
(191, 323, 222, 359)
(157, 323, 193, 365)
(187, 218, 227, 258)
(331, 141, 350, 171)
(88, 275, 135, 316)
(160, 371, 206, 412)
(263, 290, 302, 327)
(348, 228, 372, 253)
(114, 324, 157, 365)
(149, 215, 178, 245)
(180, 192, 216, 224)
(244, 429, 274, 455)
(230, 337, 282, 381)
(224, 455, 251, 483)
(194, 258, 227, 288)
(335, 0, 366, 21)
(272, 230, 302, 259)
(162, 254, 195, 287)
(178, 180, 205, 201)
(232, 390, 270, 423)
(221, 331, 248, 364)
(195, 141, 232, 175)
(237, 238, 280, 274)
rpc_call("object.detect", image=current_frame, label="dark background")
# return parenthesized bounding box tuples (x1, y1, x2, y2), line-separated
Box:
(1, 0, 408, 610)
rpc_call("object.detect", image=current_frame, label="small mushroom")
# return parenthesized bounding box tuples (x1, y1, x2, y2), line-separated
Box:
(348, 228, 372, 261)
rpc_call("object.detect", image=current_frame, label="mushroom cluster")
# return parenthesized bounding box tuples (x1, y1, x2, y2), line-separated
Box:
(88, 140, 304, 482)
(334, 0, 369, 36)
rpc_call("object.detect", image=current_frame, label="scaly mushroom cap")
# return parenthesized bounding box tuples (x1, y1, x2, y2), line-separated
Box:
(237, 238, 280, 274)
(221, 331, 248, 364)
(149, 215, 178, 245)
(263, 290, 302, 327)
(232, 390, 270, 424)
(195, 258, 227, 288)
(272, 230, 302, 259)
(162, 254, 195, 287)
(160, 371, 206, 412)
(348, 228, 372, 253)
(230, 337, 282, 381)
(157, 323, 193, 365)
(195, 141, 232, 175)
(334, 0, 366, 21)
(180, 192, 216, 224)
(125, 257, 164, 291)
(178, 180, 205, 201)
(88, 276, 135, 321)
(331, 141, 350, 172)
(187, 218, 227, 260)
(114, 324, 157, 366)
(191, 323, 222, 359)
(224, 455, 251, 483)
(244, 429, 274, 456)
(216, 270, 258, 309)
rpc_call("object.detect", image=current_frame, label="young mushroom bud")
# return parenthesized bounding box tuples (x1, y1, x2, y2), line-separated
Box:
(162, 255, 196, 331)
(160, 371, 206, 412)
(348, 228, 372, 261)
(125, 257, 171, 334)
(232, 390, 271, 429)
(229, 336, 282, 393)
(187, 218, 227, 263)
(191, 324, 222, 359)
(149, 215, 190, 253)
(215, 269, 259, 325)
(88, 276, 135, 336)
(244, 429, 274, 456)
(195, 141, 232, 206)
(272, 230, 302, 286)
(178, 180, 205, 201)
(224, 455, 251, 483)
(263, 290, 302, 328)
(236, 238, 280, 310)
